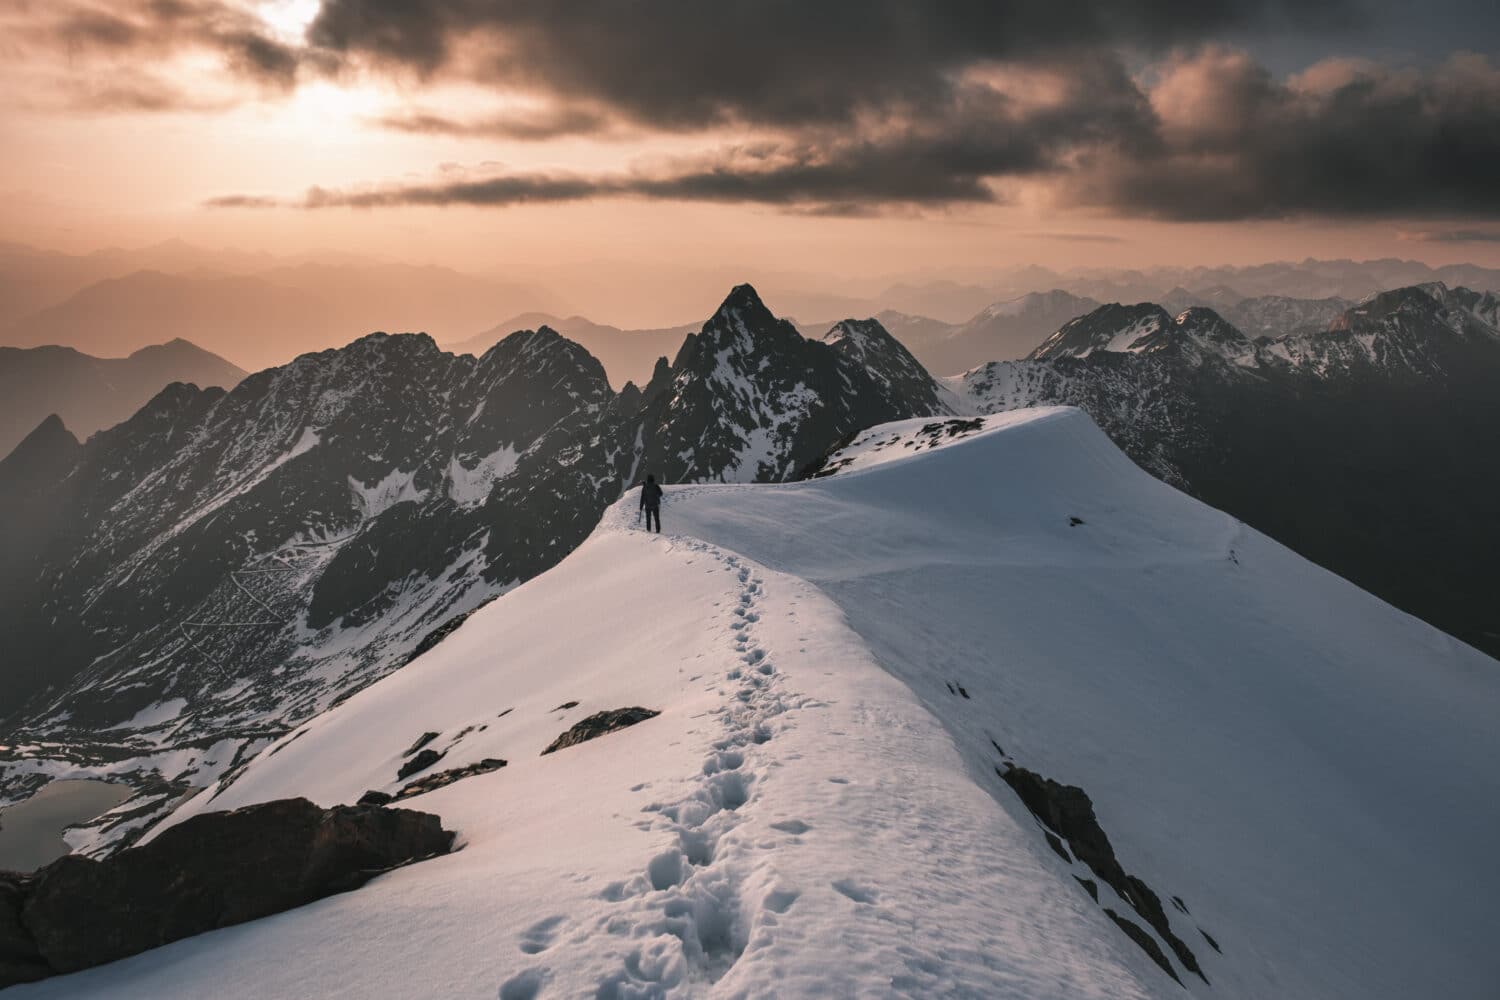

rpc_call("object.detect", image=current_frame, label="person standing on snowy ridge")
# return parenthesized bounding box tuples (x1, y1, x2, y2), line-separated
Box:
(640, 474, 663, 533)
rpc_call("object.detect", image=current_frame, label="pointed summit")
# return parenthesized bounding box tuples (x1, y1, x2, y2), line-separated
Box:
(823, 318, 948, 414)
(0, 412, 80, 503)
(710, 283, 776, 329)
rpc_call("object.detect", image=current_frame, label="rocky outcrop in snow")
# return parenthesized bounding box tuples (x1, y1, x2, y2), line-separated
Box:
(0, 797, 453, 988)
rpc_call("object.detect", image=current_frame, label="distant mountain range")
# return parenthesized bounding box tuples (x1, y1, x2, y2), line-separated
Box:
(0, 242, 564, 371)
(446, 313, 697, 389)
(876, 257, 1500, 322)
(870, 290, 1104, 376)
(7, 239, 1500, 373)
(0, 339, 245, 457)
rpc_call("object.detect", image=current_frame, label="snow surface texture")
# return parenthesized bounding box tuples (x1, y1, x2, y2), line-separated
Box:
(16, 407, 1499, 999)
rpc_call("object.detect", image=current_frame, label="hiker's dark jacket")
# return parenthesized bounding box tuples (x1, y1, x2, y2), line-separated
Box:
(640, 482, 663, 510)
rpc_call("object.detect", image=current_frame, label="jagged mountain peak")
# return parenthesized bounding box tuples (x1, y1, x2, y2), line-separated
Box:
(674, 284, 803, 372)
(1027, 302, 1174, 360)
(716, 282, 771, 318)
(1171, 307, 1251, 344)
(979, 289, 1093, 320)
(633, 299, 949, 485)
(1329, 282, 1499, 340)
(821, 316, 890, 348)
(0, 413, 78, 473)
(25, 411, 71, 441)
(698, 283, 787, 341)
(1343, 284, 1445, 323)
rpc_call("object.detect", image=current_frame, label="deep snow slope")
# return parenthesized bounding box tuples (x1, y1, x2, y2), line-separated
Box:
(16, 407, 1498, 999)
(670, 409, 1500, 999)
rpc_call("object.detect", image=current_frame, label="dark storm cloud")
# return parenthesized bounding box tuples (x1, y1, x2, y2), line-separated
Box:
(1401, 229, 1500, 243)
(207, 44, 1500, 221)
(375, 105, 615, 140)
(82, 0, 1475, 222)
(34, 1, 308, 92)
(216, 59, 1158, 214)
(1071, 50, 1500, 219)
(306, 0, 1360, 131)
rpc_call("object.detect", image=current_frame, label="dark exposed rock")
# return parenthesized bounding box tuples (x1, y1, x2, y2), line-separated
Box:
(541, 707, 661, 755)
(552, 701, 579, 712)
(1172, 895, 1189, 914)
(357, 790, 393, 806)
(1043, 832, 1071, 863)
(403, 732, 440, 758)
(397, 748, 446, 781)
(394, 758, 507, 800)
(634, 285, 949, 485)
(1069, 516, 1085, 526)
(1200, 928, 1221, 953)
(0, 871, 49, 987)
(1074, 876, 1099, 902)
(1104, 908, 1182, 985)
(1000, 764, 1207, 984)
(5, 798, 452, 984)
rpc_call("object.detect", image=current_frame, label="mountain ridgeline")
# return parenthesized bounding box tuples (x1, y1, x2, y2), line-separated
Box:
(2, 280, 1499, 853)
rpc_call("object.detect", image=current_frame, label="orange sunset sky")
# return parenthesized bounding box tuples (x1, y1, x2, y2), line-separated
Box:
(1, 0, 1497, 333)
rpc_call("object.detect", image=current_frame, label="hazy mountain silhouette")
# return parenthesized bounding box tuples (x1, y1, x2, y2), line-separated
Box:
(448, 312, 697, 389)
(0, 339, 245, 457)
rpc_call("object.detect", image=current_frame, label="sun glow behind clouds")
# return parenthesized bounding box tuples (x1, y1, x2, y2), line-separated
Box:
(255, 0, 322, 43)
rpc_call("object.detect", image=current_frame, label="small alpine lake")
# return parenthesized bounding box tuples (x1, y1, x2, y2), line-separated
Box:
(0, 779, 132, 872)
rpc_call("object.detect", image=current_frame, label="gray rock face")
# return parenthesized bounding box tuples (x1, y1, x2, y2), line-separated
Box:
(1, 797, 453, 986)
(0, 872, 49, 987)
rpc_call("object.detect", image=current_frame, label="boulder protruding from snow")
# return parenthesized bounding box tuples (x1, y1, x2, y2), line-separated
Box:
(397, 748, 446, 781)
(541, 707, 661, 755)
(393, 758, 507, 800)
(2, 797, 453, 986)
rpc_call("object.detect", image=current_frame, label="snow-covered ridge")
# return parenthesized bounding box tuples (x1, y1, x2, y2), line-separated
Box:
(26, 406, 1496, 999)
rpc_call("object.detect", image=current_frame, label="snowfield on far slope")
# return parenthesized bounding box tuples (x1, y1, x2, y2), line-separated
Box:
(15, 407, 1498, 999)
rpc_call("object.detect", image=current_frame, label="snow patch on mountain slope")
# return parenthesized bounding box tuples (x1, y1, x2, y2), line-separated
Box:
(445, 444, 521, 506)
(349, 468, 424, 518)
